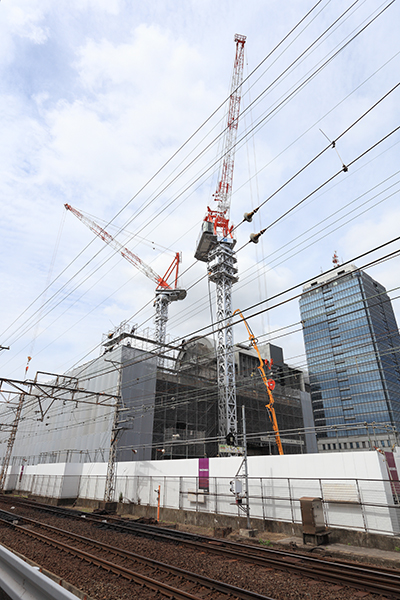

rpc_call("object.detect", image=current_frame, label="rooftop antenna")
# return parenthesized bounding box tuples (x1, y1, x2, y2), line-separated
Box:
(332, 251, 340, 268)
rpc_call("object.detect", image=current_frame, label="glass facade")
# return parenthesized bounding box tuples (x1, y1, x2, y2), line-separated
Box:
(299, 265, 400, 450)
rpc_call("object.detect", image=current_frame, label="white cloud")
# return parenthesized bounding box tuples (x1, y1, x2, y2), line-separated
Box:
(341, 205, 400, 261)
(0, 1, 50, 67)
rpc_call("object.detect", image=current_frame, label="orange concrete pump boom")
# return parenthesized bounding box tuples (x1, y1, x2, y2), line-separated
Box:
(233, 309, 284, 455)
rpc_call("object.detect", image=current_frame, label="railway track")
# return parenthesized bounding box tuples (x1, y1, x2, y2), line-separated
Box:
(0, 508, 274, 600)
(1, 497, 400, 598)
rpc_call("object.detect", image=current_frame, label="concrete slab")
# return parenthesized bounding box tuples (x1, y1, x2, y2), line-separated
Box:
(239, 529, 258, 538)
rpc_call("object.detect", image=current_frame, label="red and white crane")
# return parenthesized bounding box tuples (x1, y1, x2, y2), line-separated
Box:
(194, 34, 246, 440)
(65, 204, 186, 365)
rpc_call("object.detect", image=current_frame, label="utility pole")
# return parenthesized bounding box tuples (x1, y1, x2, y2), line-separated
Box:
(0, 373, 119, 493)
(230, 405, 251, 529)
(104, 359, 124, 503)
(104, 397, 121, 503)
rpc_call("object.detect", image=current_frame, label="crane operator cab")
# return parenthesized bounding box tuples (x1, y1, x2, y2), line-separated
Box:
(195, 220, 218, 262)
(195, 219, 236, 263)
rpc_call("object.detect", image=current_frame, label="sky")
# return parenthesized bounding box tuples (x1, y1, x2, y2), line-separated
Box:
(0, 0, 399, 383)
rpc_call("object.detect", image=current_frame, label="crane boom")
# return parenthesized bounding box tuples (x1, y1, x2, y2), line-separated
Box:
(65, 203, 177, 290)
(233, 309, 284, 456)
(212, 33, 246, 231)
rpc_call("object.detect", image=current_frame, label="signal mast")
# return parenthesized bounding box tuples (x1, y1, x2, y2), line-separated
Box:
(65, 204, 186, 366)
(194, 34, 246, 440)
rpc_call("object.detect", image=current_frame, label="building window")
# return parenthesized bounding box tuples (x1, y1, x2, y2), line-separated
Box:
(322, 444, 326, 450)
(350, 442, 354, 449)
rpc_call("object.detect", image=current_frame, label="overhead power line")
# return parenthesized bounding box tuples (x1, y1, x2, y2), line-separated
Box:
(53, 235, 400, 386)
(239, 124, 400, 250)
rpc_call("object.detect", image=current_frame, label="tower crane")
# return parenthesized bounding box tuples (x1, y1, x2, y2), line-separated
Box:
(65, 204, 186, 366)
(194, 34, 246, 440)
(233, 310, 284, 455)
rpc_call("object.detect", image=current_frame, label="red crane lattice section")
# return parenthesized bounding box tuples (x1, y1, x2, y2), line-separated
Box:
(205, 33, 246, 239)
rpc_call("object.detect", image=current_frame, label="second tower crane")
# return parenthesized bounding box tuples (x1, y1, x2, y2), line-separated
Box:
(65, 204, 186, 366)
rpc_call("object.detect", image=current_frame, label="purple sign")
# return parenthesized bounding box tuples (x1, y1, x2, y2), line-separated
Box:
(198, 457, 209, 490)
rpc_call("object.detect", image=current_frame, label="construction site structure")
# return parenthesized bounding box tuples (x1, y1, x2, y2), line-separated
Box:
(0, 372, 120, 492)
(194, 34, 246, 440)
(65, 204, 186, 367)
(233, 310, 284, 455)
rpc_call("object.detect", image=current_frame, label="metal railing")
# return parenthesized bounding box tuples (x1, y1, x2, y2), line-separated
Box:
(15, 472, 400, 537)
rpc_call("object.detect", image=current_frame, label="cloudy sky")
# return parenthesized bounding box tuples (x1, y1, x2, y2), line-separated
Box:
(0, 0, 399, 381)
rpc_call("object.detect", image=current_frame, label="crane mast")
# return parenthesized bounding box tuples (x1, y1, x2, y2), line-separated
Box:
(194, 34, 246, 441)
(65, 204, 186, 366)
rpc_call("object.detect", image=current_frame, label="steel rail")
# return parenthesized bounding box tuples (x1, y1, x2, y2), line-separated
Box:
(2, 498, 400, 598)
(0, 512, 274, 600)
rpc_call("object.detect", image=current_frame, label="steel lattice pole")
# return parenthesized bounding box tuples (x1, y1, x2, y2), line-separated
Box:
(209, 243, 238, 438)
(154, 293, 170, 368)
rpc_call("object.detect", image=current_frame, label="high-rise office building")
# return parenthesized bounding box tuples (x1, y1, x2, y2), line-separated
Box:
(299, 264, 400, 452)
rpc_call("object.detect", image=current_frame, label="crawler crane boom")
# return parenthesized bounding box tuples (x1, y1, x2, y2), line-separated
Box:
(65, 204, 186, 365)
(233, 310, 284, 456)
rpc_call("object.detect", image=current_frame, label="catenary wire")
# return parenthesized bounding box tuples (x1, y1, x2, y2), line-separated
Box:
(3, 4, 396, 380)
(49, 237, 400, 386)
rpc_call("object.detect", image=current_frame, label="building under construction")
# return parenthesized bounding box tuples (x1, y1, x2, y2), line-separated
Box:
(0, 327, 315, 471)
